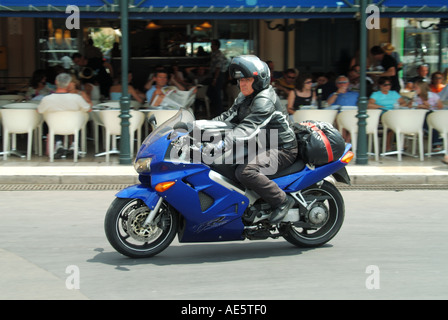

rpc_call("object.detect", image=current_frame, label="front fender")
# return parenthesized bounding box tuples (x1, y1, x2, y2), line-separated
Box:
(115, 184, 161, 210)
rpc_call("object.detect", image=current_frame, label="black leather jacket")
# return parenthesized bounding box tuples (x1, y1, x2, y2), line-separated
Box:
(212, 86, 297, 150)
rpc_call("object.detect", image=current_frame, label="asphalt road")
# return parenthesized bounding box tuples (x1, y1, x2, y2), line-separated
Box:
(0, 189, 447, 300)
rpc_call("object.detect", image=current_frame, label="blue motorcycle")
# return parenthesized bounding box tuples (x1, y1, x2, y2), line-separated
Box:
(104, 109, 354, 258)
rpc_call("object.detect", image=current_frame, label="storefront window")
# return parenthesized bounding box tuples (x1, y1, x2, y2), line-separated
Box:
(88, 27, 121, 61)
(441, 28, 448, 73)
(216, 21, 256, 59)
(394, 18, 441, 82)
(37, 18, 80, 69)
(127, 20, 255, 59)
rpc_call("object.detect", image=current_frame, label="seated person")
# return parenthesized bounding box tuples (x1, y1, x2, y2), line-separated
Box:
(412, 80, 443, 152)
(400, 81, 416, 100)
(429, 71, 445, 94)
(410, 64, 430, 84)
(412, 80, 443, 110)
(212, 55, 298, 224)
(68, 74, 93, 105)
(274, 68, 298, 98)
(368, 77, 406, 111)
(145, 68, 185, 107)
(25, 69, 52, 101)
(348, 64, 374, 96)
(110, 71, 144, 104)
(287, 73, 316, 114)
(315, 72, 337, 101)
(37, 73, 92, 158)
(38, 73, 92, 113)
(326, 75, 359, 106)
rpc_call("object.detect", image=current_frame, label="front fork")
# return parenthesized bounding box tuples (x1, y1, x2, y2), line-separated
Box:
(115, 184, 163, 227)
(142, 197, 163, 227)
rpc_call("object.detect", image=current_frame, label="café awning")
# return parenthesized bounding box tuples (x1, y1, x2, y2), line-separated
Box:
(1, 0, 448, 19)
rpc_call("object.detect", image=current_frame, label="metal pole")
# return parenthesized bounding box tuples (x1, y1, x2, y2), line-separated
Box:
(283, 19, 289, 70)
(119, 0, 132, 165)
(356, 0, 368, 165)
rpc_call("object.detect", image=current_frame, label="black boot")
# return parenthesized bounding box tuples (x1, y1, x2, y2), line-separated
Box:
(269, 196, 295, 224)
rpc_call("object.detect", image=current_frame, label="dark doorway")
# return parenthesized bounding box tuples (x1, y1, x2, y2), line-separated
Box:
(294, 19, 359, 76)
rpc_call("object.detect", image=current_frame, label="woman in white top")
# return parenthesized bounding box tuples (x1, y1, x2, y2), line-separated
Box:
(412, 80, 443, 110)
(412, 80, 443, 152)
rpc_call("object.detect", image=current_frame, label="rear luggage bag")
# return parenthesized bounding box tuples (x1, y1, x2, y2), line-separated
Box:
(294, 120, 346, 166)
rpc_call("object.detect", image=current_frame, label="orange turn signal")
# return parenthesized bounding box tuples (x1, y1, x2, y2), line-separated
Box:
(340, 151, 354, 164)
(155, 181, 176, 192)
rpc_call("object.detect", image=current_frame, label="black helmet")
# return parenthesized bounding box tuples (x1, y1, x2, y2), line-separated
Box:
(228, 55, 270, 92)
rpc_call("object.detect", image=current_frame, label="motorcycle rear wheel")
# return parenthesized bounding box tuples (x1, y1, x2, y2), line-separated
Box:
(281, 181, 345, 248)
(104, 197, 178, 258)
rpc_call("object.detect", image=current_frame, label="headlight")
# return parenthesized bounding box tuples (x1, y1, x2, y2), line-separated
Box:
(134, 157, 152, 173)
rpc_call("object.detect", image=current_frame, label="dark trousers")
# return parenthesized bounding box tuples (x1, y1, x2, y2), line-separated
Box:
(235, 147, 298, 208)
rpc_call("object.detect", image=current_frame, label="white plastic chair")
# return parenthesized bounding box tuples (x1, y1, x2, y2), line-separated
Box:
(426, 110, 448, 157)
(1, 108, 42, 160)
(97, 110, 145, 162)
(381, 109, 428, 161)
(1, 102, 42, 158)
(336, 109, 382, 161)
(92, 101, 142, 153)
(44, 111, 88, 162)
(293, 109, 338, 124)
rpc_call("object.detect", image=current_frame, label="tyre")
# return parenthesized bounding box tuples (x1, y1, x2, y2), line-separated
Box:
(281, 181, 345, 248)
(104, 197, 178, 258)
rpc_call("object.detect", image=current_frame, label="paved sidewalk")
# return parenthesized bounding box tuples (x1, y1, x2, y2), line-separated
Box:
(0, 155, 447, 186)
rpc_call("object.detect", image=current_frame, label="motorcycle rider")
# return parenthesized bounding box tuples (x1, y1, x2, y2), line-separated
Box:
(204, 55, 298, 224)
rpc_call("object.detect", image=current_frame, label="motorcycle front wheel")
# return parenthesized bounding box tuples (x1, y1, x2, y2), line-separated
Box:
(104, 197, 178, 258)
(280, 181, 345, 248)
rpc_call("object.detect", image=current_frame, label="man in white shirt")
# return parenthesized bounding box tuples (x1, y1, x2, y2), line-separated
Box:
(38, 73, 91, 113)
(38, 73, 92, 158)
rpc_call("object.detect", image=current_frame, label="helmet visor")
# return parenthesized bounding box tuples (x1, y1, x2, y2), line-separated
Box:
(229, 64, 253, 80)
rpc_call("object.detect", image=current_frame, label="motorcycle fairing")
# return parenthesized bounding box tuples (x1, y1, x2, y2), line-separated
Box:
(119, 125, 248, 243)
(159, 165, 248, 243)
(116, 164, 248, 243)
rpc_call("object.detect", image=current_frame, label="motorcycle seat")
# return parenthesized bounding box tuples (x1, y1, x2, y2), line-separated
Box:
(266, 158, 306, 179)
